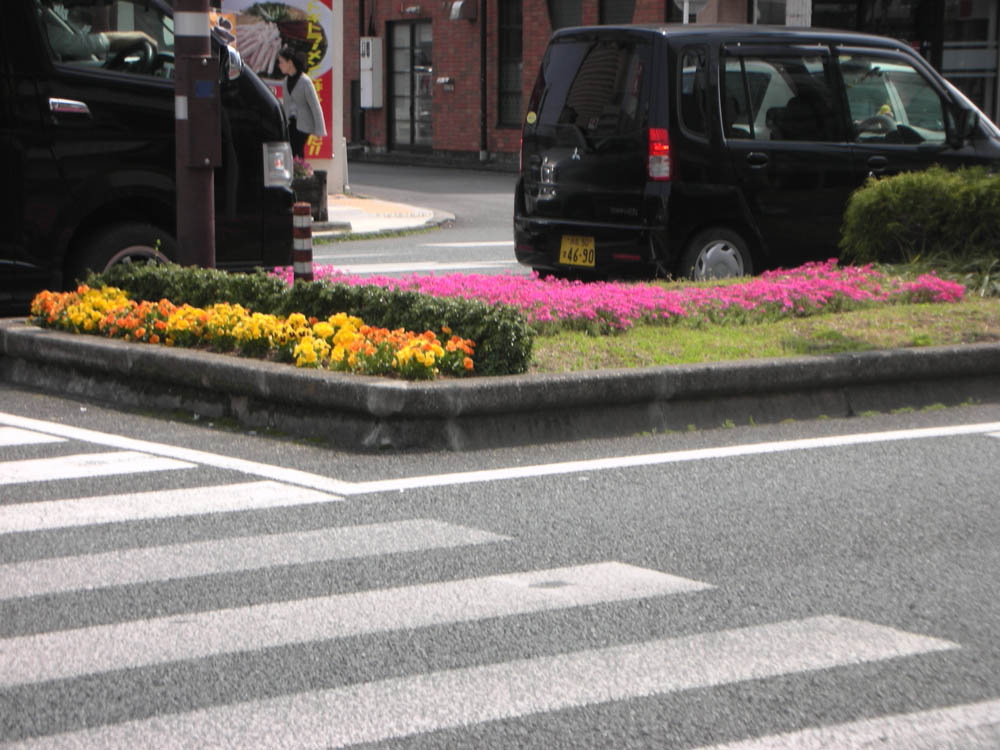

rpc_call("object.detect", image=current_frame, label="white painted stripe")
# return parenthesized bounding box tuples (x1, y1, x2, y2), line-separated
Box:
(695, 698, 1000, 749)
(340, 421, 1000, 495)
(0, 562, 710, 687)
(7, 616, 957, 749)
(0, 451, 192, 486)
(0, 413, 353, 495)
(420, 241, 515, 247)
(0, 520, 507, 600)
(293, 215, 312, 227)
(4, 416, 997, 499)
(174, 10, 210, 37)
(0, 480, 338, 535)
(293, 238, 312, 249)
(326, 260, 520, 274)
(0, 427, 65, 447)
(293, 263, 313, 274)
(174, 94, 188, 120)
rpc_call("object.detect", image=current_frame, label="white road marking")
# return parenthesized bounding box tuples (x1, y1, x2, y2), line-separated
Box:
(0, 520, 508, 600)
(338, 422, 1000, 495)
(0, 562, 711, 688)
(695, 698, 1000, 749)
(0, 480, 339, 535)
(419, 241, 515, 247)
(7, 616, 957, 749)
(0, 413, 352, 495)
(3, 414, 997, 498)
(319, 260, 519, 274)
(0, 427, 65, 447)
(0, 451, 192, 486)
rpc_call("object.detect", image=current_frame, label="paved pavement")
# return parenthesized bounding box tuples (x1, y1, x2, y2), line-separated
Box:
(312, 193, 454, 237)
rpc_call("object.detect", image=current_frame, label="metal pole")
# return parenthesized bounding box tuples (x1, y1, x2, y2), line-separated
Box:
(683, 0, 689, 23)
(174, 0, 218, 268)
(479, 0, 488, 161)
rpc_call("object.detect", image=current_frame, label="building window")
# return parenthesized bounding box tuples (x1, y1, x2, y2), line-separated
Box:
(547, 0, 581, 30)
(751, 0, 810, 26)
(599, 0, 635, 25)
(499, 0, 523, 126)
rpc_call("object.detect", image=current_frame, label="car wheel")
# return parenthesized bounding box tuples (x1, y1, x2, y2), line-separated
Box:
(680, 228, 752, 281)
(69, 223, 175, 285)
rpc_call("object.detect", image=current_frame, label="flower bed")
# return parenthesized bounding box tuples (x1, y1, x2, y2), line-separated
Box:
(272, 260, 965, 333)
(28, 286, 475, 380)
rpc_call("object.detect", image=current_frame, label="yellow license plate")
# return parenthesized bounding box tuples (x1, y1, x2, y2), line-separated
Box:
(558, 235, 595, 267)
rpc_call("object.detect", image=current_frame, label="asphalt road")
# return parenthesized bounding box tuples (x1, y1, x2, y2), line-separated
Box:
(315, 162, 524, 276)
(2, 381, 999, 748)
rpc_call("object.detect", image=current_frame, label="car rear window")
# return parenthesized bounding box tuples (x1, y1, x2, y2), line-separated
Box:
(534, 36, 651, 145)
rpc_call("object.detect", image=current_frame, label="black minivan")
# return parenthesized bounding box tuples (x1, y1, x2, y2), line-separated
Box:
(1, 0, 295, 315)
(514, 24, 1000, 280)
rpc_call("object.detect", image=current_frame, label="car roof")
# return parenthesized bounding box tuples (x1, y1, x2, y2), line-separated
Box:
(550, 23, 913, 54)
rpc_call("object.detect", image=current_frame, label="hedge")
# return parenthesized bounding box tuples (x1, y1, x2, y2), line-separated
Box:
(840, 165, 1000, 265)
(87, 264, 534, 376)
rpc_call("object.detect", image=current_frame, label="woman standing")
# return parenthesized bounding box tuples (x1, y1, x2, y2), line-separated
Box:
(277, 47, 327, 158)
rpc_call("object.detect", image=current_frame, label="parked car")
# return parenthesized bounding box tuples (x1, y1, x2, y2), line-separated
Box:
(514, 24, 1000, 280)
(1, 0, 296, 315)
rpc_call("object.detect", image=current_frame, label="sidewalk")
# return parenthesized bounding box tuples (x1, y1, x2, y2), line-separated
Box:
(312, 193, 454, 237)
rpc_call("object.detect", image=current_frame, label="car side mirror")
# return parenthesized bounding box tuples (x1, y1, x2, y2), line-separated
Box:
(946, 104, 977, 149)
(219, 45, 243, 84)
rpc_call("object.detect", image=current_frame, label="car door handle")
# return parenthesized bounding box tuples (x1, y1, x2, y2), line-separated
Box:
(48, 98, 91, 118)
(866, 155, 889, 170)
(745, 152, 769, 167)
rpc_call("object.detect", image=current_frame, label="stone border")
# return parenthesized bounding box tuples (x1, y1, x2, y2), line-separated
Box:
(2, 319, 998, 451)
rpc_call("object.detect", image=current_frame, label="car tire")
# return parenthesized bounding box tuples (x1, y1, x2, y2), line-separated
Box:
(679, 228, 752, 281)
(68, 223, 175, 285)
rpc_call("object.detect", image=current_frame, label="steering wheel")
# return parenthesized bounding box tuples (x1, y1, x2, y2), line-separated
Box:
(105, 38, 155, 73)
(149, 52, 175, 79)
(856, 113, 896, 135)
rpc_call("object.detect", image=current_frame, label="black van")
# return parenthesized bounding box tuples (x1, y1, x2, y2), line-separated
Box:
(1, 0, 295, 315)
(514, 24, 1000, 280)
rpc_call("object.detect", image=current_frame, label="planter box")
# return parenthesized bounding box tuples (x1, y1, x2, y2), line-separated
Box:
(292, 170, 328, 222)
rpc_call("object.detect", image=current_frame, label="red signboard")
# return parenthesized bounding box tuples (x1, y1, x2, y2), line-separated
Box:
(222, 0, 334, 159)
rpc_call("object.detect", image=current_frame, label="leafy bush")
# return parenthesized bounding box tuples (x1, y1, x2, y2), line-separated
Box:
(840, 166, 1000, 265)
(87, 263, 534, 376)
(90, 264, 288, 312)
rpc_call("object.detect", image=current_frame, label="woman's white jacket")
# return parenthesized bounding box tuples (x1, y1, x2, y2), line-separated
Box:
(283, 75, 327, 137)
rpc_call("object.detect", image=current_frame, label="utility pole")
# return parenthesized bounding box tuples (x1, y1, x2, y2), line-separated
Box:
(174, 0, 220, 267)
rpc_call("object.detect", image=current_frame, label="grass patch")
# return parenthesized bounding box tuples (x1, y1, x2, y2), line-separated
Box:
(530, 297, 1000, 373)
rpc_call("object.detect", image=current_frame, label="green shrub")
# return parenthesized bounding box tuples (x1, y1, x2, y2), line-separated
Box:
(87, 263, 534, 376)
(840, 165, 1000, 264)
(89, 263, 288, 312)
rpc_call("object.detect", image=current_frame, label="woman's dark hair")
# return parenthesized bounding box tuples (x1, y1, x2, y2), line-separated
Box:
(279, 46, 306, 74)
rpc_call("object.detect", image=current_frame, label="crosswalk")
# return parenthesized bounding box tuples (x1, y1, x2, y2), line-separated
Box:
(2, 416, 998, 748)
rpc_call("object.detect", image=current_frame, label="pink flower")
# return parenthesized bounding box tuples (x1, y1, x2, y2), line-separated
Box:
(270, 259, 964, 331)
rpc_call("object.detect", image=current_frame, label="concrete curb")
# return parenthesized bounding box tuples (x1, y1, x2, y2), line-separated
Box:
(2, 319, 998, 451)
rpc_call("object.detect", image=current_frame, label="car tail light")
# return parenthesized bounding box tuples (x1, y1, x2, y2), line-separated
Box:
(648, 128, 671, 181)
(263, 142, 293, 188)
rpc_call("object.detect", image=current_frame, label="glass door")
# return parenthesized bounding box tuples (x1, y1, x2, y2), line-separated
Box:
(389, 21, 432, 149)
